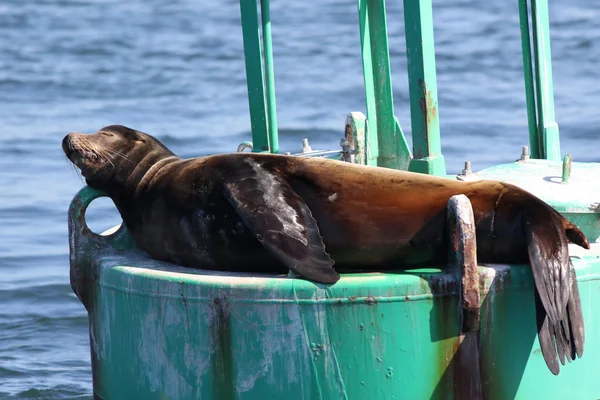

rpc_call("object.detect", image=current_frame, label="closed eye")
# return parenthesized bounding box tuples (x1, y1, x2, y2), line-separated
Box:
(101, 131, 115, 137)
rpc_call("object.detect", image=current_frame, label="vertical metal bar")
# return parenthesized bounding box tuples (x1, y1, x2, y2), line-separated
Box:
(357, 0, 411, 170)
(518, 0, 540, 159)
(260, 0, 279, 153)
(447, 194, 483, 399)
(239, 0, 270, 152)
(531, 0, 561, 160)
(403, 0, 446, 176)
(357, 0, 379, 166)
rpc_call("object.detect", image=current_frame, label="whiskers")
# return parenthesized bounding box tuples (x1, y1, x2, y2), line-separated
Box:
(66, 135, 133, 167)
(65, 156, 85, 183)
(102, 147, 133, 164)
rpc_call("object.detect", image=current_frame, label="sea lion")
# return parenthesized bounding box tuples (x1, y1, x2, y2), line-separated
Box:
(63, 124, 589, 375)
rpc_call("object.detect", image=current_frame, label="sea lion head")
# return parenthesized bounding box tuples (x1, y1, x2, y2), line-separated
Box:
(62, 125, 175, 190)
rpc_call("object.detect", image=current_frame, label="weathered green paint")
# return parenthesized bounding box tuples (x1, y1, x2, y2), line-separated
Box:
(260, 0, 279, 154)
(69, 184, 600, 399)
(403, 0, 446, 176)
(344, 112, 367, 165)
(239, 0, 270, 153)
(356, 0, 411, 170)
(517, 0, 540, 159)
(475, 159, 600, 242)
(530, 0, 561, 160)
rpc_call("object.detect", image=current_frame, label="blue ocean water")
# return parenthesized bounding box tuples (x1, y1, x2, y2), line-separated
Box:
(0, 0, 599, 398)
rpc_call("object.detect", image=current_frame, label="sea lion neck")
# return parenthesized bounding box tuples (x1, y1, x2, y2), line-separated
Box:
(120, 152, 179, 197)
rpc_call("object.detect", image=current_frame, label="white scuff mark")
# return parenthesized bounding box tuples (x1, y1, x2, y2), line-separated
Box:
(328, 193, 338, 202)
(292, 286, 348, 398)
(164, 301, 182, 327)
(136, 304, 193, 398)
(93, 286, 114, 362)
(479, 264, 511, 292)
(234, 303, 306, 393)
(89, 319, 100, 359)
(183, 306, 211, 393)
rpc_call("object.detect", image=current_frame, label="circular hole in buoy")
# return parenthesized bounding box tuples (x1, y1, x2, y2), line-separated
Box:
(85, 197, 122, 235)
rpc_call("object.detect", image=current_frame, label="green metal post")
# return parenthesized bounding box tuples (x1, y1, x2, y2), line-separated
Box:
(357, 0, 411, 170)
(531, 0, 561, 160)
(260, 0, 279, 153)
(239, 0, 270, 153)
(404, 0, 446, 176)
(518, 0, 541, 159)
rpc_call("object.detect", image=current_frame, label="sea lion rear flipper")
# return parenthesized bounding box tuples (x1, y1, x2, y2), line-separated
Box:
(535, 260, 585, 374)
(566, 260, 585, 359)
(525, 210, 587, 373)
(535, 291, 560, 375)
(223, 161, 339, 284)
(523, 212, 570, 326)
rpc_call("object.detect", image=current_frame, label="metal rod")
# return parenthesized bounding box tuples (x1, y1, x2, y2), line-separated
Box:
(239, 0, 270, 152)
(517, 0, 540, 159)
(356, 0, 411, 169)
(403, 0, 446, 176)
(531, 0, 561, 160)
(260, 0, 279, 153)
(357, 0, 381, 166)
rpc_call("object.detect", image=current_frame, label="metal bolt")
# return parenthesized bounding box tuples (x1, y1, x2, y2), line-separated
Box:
(339, 137, 357, 163)
(340, 138, 350, 152)
(461, 161, 472, 176)
(520, 145, 530, 161)
(301, 138, 312, 153)
(562, 154, 572, 183)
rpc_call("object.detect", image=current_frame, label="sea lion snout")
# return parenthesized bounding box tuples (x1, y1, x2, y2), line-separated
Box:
(61, 132, 81, 159)
(62, 130, 118, 180)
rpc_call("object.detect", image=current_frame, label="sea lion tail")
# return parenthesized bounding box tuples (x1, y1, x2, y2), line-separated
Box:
(564, 220, 590, 250)
(524, 210, 586, 374)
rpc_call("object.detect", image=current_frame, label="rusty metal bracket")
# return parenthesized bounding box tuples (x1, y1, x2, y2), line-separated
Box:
(447, 194, 483, 400)
(447, 194, 481, 332)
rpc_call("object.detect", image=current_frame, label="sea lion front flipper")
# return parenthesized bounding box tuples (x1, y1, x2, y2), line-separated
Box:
(222, 161, 340, 284)
(523, 212, 570, 326)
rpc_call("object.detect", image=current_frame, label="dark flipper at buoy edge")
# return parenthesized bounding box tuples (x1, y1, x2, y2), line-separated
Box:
(525, 210, 587, 374)
(223, 158, 340, 284)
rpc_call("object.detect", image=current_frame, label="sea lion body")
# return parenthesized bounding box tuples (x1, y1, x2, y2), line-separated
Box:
(63, 125, 589, 375)
(127, 153, 527, 272)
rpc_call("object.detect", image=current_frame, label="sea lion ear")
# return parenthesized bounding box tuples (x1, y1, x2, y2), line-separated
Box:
(222, 160, 339, 284)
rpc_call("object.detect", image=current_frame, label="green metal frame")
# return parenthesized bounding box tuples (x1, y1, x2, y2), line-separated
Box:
(518, 0, 561, 160)
(239, 0, 561, 170)
(402, 0, 446, 175)
(356, 0, 411, 170)
(239, 0, 279, 153)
